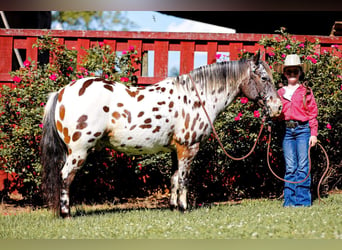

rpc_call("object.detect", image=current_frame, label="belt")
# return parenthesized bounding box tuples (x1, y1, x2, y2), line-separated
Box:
(285, 120, 308, 128)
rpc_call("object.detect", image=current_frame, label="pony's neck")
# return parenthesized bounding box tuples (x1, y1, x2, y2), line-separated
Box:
(186, 61, 247, 116)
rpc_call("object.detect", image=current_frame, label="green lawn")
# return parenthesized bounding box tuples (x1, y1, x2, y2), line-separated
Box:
(1, 194, 341, 239)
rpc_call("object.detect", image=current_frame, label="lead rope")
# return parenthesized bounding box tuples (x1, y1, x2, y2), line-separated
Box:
(189, 74, 265, 161)
(189, 74, 330, 204)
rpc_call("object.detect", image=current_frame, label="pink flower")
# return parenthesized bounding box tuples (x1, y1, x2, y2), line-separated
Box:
(326, 123, 332, 130)
(67, 66, 73, 71)
(49, 73, 57, 81)
(13, 76, 22, 83)
(281, 54, 286, 58)
(299, 43, 305, 48)
(240, 97, 249, 104)
(310, 58, 317, 64)
(23, 60, 31, 67)
(122, 51, 127, 55)
(99, 42, 104, 47)
(268, 52, 275, 57)
(234, 116, 241, 121)
(39, 123, 44, 128)
(253, 110, 260, 118)
(331, 44, 339, 48)
(337, 75, 342, 79)
(216, 54, 222, 59)
(129, 45, 135, 51)
(120, 77, 129, 82)
(285, 45, 291, 49)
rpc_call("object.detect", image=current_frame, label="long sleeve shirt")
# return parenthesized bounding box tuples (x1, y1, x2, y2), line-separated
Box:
(278, 84, 318, 136)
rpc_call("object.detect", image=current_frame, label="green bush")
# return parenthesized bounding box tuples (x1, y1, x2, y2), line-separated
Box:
(0, 29, 341, 206)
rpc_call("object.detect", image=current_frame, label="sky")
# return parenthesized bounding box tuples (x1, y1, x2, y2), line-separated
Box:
(52, 11, 235, 77)
(124, 11, 235, 33)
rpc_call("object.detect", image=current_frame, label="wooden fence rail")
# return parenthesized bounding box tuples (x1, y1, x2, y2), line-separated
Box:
(1, 29, 342, 87)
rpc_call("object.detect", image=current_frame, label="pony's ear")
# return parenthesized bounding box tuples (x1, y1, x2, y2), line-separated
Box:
(252, 50, 262, 65)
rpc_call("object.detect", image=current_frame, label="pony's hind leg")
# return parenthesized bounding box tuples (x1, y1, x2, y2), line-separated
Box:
(172, 142, 200, 211)
(59, 149, 88, 218)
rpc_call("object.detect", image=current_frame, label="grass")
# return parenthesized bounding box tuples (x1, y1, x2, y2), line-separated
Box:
(0, 193, 341, 239)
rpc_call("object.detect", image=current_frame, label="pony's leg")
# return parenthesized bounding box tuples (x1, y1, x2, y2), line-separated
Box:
(60, 149, 88, 218)
(170, 151, 179, 209)
(174, 142, 200, 211)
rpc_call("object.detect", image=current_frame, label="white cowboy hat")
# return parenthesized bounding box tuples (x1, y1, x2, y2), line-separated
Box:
(282, 54, 303, 73)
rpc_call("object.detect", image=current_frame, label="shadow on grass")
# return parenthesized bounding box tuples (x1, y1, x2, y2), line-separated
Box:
(71, 198, 243, 218)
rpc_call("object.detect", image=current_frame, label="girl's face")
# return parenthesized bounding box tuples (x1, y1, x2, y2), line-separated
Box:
(284, 66, 301, 85)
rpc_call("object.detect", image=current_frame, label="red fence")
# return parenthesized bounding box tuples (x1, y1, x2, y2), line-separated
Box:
(1, 29, 342, 87)
(1, 29, 342, 192)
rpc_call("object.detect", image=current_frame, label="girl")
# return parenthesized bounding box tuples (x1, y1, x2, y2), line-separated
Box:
(277, 54, 318, 207)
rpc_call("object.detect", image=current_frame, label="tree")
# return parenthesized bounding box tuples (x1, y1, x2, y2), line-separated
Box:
(52, 11, 137, 31)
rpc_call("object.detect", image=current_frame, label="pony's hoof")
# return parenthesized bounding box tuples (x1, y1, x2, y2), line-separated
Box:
(170, 204, 178, 211)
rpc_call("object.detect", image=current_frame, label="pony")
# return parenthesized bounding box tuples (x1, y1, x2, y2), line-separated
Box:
(40, 52, 282, 217)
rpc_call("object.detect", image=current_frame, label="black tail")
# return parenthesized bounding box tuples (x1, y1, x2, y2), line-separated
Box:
(40, 92, 67, 216)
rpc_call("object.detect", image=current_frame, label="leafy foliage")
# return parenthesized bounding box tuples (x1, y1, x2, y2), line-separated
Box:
(52, 11, 137, 31)
(0, 35, 140, 202)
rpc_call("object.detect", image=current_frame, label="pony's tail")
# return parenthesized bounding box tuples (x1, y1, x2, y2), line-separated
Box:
(40, 92, 67, 216)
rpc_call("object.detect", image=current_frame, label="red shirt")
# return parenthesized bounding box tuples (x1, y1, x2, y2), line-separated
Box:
(278, 84, 318, 136)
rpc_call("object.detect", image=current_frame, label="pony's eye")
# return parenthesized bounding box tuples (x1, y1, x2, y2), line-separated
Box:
(262, 77, 268, 81)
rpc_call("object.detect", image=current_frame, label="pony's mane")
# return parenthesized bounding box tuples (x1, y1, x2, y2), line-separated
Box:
(174, 59, 250, 94)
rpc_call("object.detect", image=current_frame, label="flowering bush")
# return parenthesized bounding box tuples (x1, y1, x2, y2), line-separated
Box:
(0, 35, 141, 202)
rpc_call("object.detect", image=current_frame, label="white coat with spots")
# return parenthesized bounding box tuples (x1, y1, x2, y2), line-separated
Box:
(41, 54, 282, 217)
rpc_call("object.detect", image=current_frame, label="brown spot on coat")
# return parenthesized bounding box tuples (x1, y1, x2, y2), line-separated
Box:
(104, 85, 113, 92)
(144, 118, 152, 124)
(126, 89, 139, 97)
(59, 105, 66, 120)
(124, 110, 132, 123)
(79, 79, 94, 96)
(58, 88, 65, 102)
(103, 106, 109, 112)
(138, 111, 144, 117)
(56, 120, 63, 132)
(72, 131, 82, 142)
(152, 126, 161, 133)
(137, 95, 145, 102)
(77, 159, 85, 167)
(94, 132, 102, 137)
(63, 127, 70, 144)
(184, 113, 190, 129)
(139, 124, 152, 129)
(76, 115, 88, 130)
(112, 111, 121, 119)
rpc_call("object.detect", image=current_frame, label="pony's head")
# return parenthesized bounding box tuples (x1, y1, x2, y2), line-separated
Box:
(241, 52, 282, 117)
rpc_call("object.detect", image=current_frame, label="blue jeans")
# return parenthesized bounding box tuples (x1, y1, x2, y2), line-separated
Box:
(282, 122, 311, 207)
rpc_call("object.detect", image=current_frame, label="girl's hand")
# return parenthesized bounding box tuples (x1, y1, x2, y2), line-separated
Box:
(309, 136, 317, 147)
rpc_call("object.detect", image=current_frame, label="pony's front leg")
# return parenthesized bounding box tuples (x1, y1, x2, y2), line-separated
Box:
(174, 142, 200, 211)
(60, 150, 87, 218)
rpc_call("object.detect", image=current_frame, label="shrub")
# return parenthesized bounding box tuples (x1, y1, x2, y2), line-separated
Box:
(0, 35, 140, 202)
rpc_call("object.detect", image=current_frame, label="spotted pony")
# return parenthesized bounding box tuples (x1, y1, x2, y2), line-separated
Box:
(40, 52, 282, 217)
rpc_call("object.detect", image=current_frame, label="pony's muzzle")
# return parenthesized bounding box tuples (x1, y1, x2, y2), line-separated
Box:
(266, 98, 282, 117)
